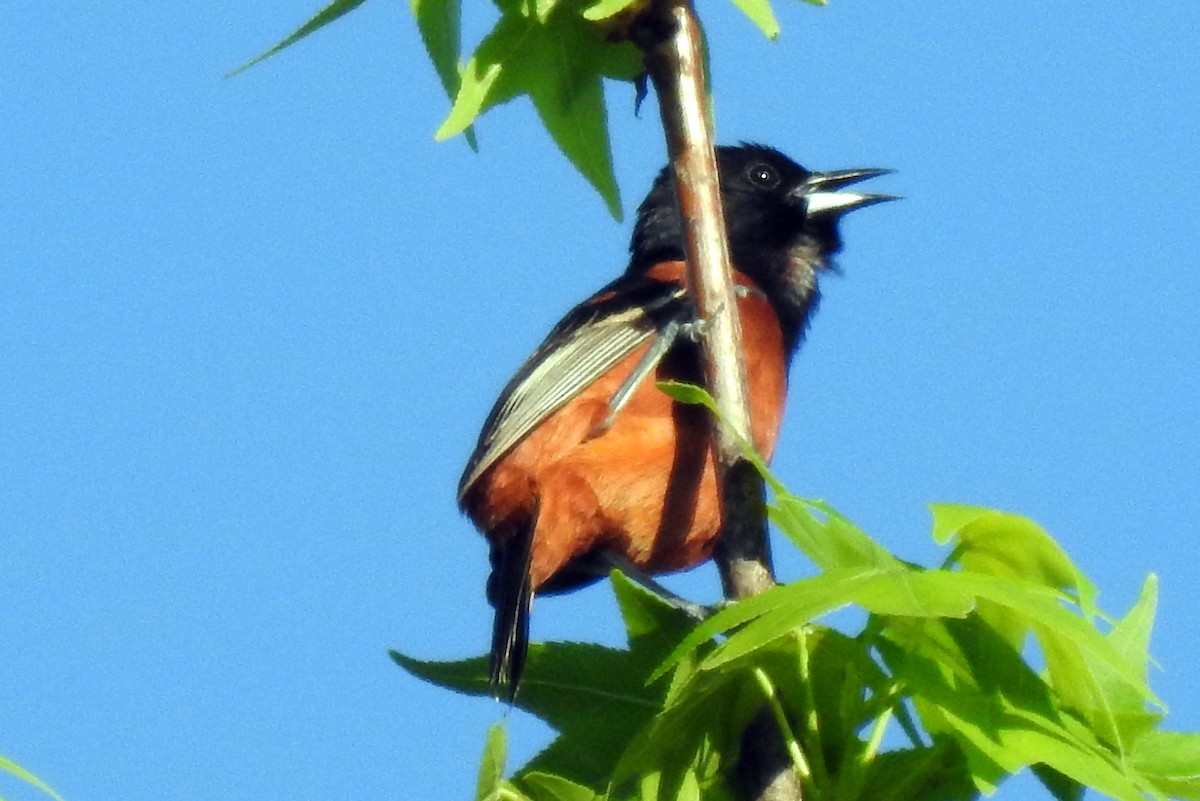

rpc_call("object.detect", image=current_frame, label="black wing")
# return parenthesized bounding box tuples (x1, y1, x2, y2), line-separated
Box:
(457, 275, 689, 503)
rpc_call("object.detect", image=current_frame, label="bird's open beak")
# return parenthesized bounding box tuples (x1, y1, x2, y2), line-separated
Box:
(793, 168, 898, 216)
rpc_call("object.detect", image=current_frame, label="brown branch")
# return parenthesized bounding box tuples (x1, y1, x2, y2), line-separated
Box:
(634, 0, 776, 602)
(634, 3, 801, 799)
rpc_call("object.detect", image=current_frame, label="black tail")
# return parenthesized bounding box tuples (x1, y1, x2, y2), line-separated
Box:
(486, 519, 535, 702)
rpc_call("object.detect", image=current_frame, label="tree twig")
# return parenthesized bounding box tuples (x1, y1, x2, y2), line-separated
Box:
(633, 2, 800, 799)
(634, 0, 776, 604)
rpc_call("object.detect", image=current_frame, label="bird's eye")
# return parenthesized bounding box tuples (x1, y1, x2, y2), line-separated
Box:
(747, 163, 780, 189)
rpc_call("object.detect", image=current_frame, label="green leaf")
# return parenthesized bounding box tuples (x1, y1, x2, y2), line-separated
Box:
(881, 628, 1149, 801)
(933, 504, 1101, 654)
(411, 0, 477, 148)
(395, 640, 656, 790)
(517, 642, 669, 786)
(527, 45, 622, 218)
(435, 14, 525, 142)
(654, 569, 864, 678)
(520, 771, 597, 801)
(930, 503, 989, 545)
(610, 569, 699, 657)
(658, 567, 976, 678)
(1087, 575, 1163, 747)
(395, 573, 695, 791)
(636, 771, 662, 801)
(886, 639, 1017, 791)
(952, 616, 1059, 717)
(1031, 763, 1085, 801)
(883, 567, 1152, 709)
(435, 6, 637, 217)
(883, 615, 1058, 726)
(1047, 631, 1154, 749)
(612, 643, 776, 800)
(390, 649, 491, 696)
(1106, 574, 1157, 689)
(729, 0, 780, 39)
(678, 767, 702, 801)
(999, 726, 1147, 801)
(582, 0, 643, 21)
(804, 627, 891, 759)
(771, 495, 899, 571)
(849, 569, 978, 619)
(513, 580, 704, 791)
(0, 754, 65, 801)
(881, 601, 1164, 801)
(530, 0, 562, 22)
(476, 723, 508, 801)
(1035, 629, 1128, 751)
(949, 572, 1156, 707)
(655, 380, 715, 409)
(1132, 730, 1200, 799)
(227, 0, 370, 77)
(412, 0, 461, 98)
(514, 642, 662, 723)
(857, 743, 977, 801)
(933, 504, 1097, 613)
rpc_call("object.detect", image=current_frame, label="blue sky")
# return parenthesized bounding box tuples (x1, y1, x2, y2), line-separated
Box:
(3, 2, 1199, 799)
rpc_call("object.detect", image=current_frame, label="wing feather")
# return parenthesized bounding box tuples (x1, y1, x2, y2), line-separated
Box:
(458, 278, 688, 502)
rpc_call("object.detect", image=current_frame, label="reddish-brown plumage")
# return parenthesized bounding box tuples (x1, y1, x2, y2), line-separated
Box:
(460, 260, 788, 592)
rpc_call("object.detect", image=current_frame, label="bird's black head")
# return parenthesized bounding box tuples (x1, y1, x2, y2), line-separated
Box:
(629, 143, 893, 350)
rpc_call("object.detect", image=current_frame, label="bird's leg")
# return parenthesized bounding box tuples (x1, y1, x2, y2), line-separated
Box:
(674, 284, 762, 344)
(589, 288, 757, 440)
(587, 318, 682, 439)
(594, 551, 714, 621)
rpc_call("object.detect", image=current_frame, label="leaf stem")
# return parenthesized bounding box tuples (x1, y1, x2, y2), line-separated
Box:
(796, 629, 830, 788)
(754, 667, 812, 781)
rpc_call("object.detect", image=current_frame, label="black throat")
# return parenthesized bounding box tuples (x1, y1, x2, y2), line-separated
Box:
(627, 197, 828, 356)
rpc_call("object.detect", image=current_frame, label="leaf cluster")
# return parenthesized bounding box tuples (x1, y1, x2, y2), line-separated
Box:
(395, 387, 1200, 801)
(233, 0, 827, 218)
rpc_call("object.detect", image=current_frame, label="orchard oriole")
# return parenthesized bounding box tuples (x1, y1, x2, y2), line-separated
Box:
(458, 144, 893, 700)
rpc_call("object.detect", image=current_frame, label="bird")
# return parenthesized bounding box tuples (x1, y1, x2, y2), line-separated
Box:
(457, 143, 893, 700)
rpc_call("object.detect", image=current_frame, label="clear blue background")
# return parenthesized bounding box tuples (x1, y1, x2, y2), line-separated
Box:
(3, 1, 1198, 799)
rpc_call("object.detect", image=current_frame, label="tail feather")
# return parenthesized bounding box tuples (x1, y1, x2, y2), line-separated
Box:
(486, 520, 535, 702)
